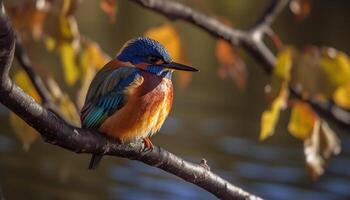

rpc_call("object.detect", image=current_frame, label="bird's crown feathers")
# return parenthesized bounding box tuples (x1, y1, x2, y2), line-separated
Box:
(117, 37, 172, 64)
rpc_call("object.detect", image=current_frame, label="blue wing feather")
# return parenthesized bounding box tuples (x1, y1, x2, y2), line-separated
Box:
(81, 67, 142, 129)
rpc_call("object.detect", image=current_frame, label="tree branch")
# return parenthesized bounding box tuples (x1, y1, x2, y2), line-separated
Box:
(0, 5, 261, 200)
(130, 0, 276, 73)
(14, 36, 71, 122)
(14, 38, 52, 105)
(130, 0, 350, 129)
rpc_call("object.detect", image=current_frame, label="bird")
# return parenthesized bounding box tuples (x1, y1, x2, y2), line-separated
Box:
(80, 37, 198, 169)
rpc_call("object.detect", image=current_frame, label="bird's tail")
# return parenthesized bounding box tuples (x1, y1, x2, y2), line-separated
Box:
(88, 154, 103, 170)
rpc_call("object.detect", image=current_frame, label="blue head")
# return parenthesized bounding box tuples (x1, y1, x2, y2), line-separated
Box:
(117, 37, 172, 64)
(116, 37, 198, 76)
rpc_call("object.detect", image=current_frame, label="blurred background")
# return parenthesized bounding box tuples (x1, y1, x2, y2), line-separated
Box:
(0, 0, 350, 199)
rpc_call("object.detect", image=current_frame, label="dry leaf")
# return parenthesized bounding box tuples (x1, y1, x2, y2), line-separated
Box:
(100, 0, 117, 23)
(291, 47, 350, 99)
(216, 39, 247, 90)
(289, 0, 312, 21)
(291, 47, 327, 98)
(288, 101, 316, 140)
(304, 119, 341, 180)
(8, 0, 50, 39)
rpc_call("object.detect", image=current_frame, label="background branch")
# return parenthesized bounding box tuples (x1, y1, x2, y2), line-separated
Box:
(130, 0, 350, 129)
(0, 4, 261, 200)
(14, 38, 52, 105)
(290, 87, 350, 131)
(14, 36, 70, 122)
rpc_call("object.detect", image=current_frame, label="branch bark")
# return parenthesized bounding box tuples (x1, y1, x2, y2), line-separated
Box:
(0, 3, 261, 200)
(130, 0, 285, 73)
(130, 0, 350, 129)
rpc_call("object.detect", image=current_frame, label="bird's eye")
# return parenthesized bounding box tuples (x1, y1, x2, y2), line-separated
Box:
(147, 56, 160, 63)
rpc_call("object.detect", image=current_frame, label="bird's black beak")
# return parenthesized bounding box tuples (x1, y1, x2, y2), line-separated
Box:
(162, 62, 199, 72)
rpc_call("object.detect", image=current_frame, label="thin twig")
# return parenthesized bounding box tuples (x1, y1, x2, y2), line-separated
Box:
(252, 0, 290, 31)
(14, 36, 70, 122)
(14, 38, 52, 104)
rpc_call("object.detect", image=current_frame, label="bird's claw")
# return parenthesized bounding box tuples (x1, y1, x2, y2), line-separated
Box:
(142, 137, 154, 152)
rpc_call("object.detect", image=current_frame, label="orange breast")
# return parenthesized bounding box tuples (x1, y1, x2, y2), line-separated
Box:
(99, 72, 173, 142)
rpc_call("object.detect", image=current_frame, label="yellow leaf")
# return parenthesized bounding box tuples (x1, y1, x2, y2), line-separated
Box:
(144, 24, 181, 61)
(304, 119, 340, 180)
(260, 86, 289, 140)
(76, 65, 96, 109)
(9, 113, 38, 151)
(45, 36, 56, 51)
(12, 70, 40, 151)
(321, 48, 350, 88)
(46, 77, 80, 125)
(268, 47, 293, 100)
(59, 16, 79, 41)
(260, 48, 292, 140)
(77, 41, 110, 108)
(288, 101, 316, 140)
(144, 24, 192, 89)
(334, 83, 350, 109)
(80, 41, 110, 72)
(61, 0, 79, 17)
(14, 70, 40, 102)
(59, 42, 80, 85)
(275, 47, 293, 80)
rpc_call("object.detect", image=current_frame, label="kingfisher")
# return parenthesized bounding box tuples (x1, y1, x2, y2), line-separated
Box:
(81, 37, 198, 169)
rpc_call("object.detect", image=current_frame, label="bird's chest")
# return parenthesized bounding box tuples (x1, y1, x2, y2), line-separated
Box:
(99, 74, 173, 141)
(133, 76, 173, 133)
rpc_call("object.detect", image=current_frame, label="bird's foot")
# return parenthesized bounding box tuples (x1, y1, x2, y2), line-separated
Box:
(142, 137, 154, 152)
